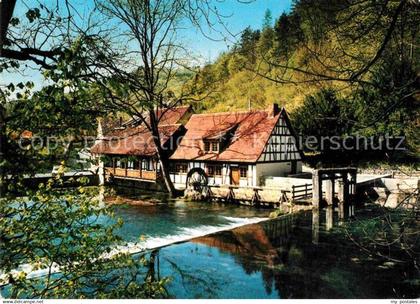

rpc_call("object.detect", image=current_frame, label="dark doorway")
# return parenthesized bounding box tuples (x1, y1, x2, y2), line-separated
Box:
(291, 161, 297, 174)
(231, 167, 240, 185)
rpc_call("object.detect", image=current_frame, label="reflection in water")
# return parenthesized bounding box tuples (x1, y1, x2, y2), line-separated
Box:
(312, 210, 319, 244)
(194, 214, 294, 266)
(93, 193, 417, 298)
(143, 211, 417, 299)
(191, 215, 295, 296)
(326, 205, 334, 231)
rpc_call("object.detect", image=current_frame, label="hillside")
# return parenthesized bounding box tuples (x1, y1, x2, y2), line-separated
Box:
(186, 1, 418, 113)
(179, 0, 419, 158)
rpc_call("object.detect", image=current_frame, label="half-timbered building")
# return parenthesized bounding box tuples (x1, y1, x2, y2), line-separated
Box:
(169, 104, 303, 190)
(90, 106, 191, 186)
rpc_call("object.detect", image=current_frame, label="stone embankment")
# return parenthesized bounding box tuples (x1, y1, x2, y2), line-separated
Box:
(368, 176, 419, 210)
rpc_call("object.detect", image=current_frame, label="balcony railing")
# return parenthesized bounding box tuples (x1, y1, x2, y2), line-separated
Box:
(105, 167, 158, 181)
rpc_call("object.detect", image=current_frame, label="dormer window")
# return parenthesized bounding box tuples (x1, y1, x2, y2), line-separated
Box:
(204, 141, 210, 152)
(204, 140, 219, 153)
(203, 124, 238, 154)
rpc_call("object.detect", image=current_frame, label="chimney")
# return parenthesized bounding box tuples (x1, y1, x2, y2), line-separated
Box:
(269, 103, 280, 117)
(96, 118, 104, 141)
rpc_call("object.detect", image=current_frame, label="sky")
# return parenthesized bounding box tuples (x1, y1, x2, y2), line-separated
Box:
(182, 0, 293, 62)
(1, 0, 293, 91)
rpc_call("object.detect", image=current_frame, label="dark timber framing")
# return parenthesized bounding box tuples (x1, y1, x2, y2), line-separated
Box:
(312, 168, 357, 221)
(259, 108, 303, 163)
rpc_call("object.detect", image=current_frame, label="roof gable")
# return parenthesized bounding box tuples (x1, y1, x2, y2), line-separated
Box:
(257, 108, 303, 162)
(118, 105, 191, 130)
(170, 109, 282, 163)
(91, 106, 190, 156)
(91, 124, 183, 156)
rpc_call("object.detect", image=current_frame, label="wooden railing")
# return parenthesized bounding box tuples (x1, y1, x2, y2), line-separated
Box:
(291, 183, 312, 200)
(114, 168, 126, 176)
(105, 167, 157, 181)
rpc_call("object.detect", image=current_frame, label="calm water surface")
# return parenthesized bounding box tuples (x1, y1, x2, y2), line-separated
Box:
(2, 192, 417, 299)
(109, 196, 418, 299)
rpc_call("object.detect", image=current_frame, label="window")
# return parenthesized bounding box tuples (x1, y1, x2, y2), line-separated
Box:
(204, 140, 219, 153)
(127, 160, 134, 169)
(141, 159, 150, 171)
(117, 159, 126, 169)
(207, 165, 214, 176)
(204, 141, 211, 152)
(175, 163, 188, 173)
(104, 157, 113, 167)
(207, 165, 222, 176)
(239, 166, 247, 178)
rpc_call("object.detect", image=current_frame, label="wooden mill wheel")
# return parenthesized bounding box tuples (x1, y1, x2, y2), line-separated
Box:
(186, 168, 208, 192)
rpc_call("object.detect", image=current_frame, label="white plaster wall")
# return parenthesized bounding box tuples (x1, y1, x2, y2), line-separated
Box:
(171, 172, 188, 189)
(238, 164, 256, 187)
(170, 162, 258, 189)
(97, 157, 105, 185)
(252, 165, 257, 186)
(297, 161, 303, 173)
(256, 161, 303, 186)
(264, 176, 310, 190)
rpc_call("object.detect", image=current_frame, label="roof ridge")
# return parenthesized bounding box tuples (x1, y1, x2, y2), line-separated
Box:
(191, 109, 269, 117)
(158, 123, 182, 127)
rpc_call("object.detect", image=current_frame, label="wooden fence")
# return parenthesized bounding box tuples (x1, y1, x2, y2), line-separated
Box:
(291, 183, 312, 201)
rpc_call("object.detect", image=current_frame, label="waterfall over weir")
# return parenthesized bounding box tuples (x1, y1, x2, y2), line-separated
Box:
(0, 212, 270, 284)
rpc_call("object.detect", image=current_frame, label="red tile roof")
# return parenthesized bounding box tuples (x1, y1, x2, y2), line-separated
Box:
(118, 105, 191, 132)
(91, 106, 190, 156)
(91, 124, 182, 156)
(156, 106, 190, 125)
(20, 130, 33, 139)
(170, 109, 283, 163)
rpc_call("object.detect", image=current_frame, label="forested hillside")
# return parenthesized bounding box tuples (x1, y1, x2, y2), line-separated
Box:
(186, 0, 419, 157)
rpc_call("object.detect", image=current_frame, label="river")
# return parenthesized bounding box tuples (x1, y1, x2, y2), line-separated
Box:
(107, 195, 418, 299)
(1, 191, 417, 299)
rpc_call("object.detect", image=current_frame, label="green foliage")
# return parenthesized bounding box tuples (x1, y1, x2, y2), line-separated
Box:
(273, 12, 302, 59)
(25, 8, 41, 23)
(351, 55, 419, 152)
(236, 27, 260, 63)
(187, 0, 419, 160)
(338, 205, 419, 269)
(262, 9, 273, 29)
(0, 30, 113, 176)
(0, 171, 168, 298)
(291, 88, 353, 139)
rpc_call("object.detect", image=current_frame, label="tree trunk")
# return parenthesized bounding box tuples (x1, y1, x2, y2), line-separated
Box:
(149, 110, 176, 196)
(145, 249, 157, 283)
(156, 152, 176, 196)
(0, 104, 6, 197)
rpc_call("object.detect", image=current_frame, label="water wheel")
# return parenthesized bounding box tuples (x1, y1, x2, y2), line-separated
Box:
(186, 168, 208, 192)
